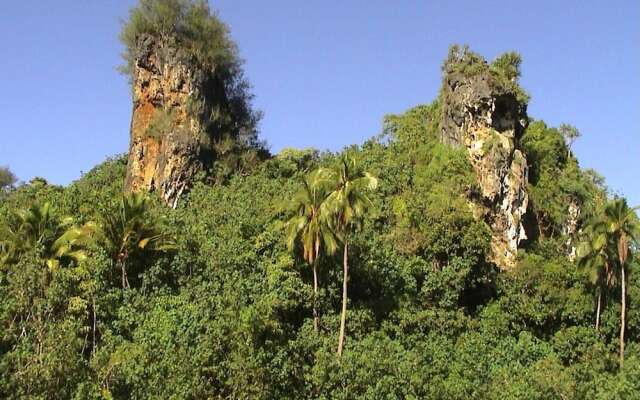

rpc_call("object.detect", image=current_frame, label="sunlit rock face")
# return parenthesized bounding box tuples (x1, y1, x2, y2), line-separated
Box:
(564, 199, 581, 261)
(440, 57, 529, 269)
(124, 34, 217, 208)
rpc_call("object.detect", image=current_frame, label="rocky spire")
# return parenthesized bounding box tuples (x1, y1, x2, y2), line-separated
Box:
(439, 46, 530, 269)
(124, 34, 216, 208)
(120, 1, 262, 208)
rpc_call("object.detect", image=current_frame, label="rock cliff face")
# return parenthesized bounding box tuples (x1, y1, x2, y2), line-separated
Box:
(124, 35, 218, 208)
(440, 52, 529, 269)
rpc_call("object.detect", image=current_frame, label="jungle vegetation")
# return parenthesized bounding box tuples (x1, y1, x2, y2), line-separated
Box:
(1, 1, 638, 399)
(1, 105, 638, 399)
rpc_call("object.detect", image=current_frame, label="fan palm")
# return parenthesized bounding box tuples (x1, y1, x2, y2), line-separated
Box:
(285, 168, 338, 333)
(324, 155, 378, 357)
(93, 192, 173, 289)
(594, 198, 638, 367)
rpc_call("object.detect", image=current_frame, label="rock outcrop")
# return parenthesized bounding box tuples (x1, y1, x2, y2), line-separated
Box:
(440, 48, 529, 269)
(564, 199, 581, 261)
(124, 35, 218, 208)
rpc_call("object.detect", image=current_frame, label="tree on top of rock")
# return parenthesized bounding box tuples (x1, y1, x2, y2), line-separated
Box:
(120, 0, 238, 78)
(119, 0, 266, 206)
(120, 0, 264, 152)
(0, 166, 17, 190)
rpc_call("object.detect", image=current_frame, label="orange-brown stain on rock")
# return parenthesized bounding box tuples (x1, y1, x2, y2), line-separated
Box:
(133, 102, 157, 139)
(124, 35, 210, 208)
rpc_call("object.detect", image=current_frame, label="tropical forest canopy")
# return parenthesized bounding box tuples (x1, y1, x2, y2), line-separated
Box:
(1, 1, 639, 399)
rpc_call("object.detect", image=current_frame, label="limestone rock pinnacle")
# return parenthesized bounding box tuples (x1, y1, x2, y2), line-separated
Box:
(440, 47, 530, 268)
(124, 34, 215, 208)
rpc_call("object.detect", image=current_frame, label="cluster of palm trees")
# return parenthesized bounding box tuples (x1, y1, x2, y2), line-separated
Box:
(285, 155, 378, 357)
(0, 193, 173, 290)
(0, 202, 91, 270)
(577, 198, 638, 368)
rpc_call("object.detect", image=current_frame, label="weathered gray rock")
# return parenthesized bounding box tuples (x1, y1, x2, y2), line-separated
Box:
(440, 53, 529, 269)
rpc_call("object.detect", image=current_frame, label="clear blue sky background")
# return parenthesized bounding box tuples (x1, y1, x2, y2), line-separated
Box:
(1, 1, 638, 204)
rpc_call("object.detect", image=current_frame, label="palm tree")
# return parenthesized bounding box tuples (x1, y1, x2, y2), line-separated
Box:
(0, 218, 21, 266)
(93, 192, 173, 289)
(595, 198, 638, 367)
(45, 221, 94, 270)
(576, 224, 614, 331)
(324, 155, 378, 357)
(285, 168, 338, 333)
(0, 202, 90, 270)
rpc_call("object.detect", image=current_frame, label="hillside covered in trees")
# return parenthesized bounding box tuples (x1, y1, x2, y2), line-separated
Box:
(1, 1, 639, 399)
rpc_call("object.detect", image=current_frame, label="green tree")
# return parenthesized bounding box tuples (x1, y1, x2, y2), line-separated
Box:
(595, 198, 638, 367)
(490, 51, 523, 81)
(285, 168, 338, 333)
(0, 166, 17, 190)
(93, 192, 173, 289)
(120, 0, 237, 77)
(0, 202, 90, 270)
(324, 155, 378, 356)
(577, 223, 614, 331)
(212, 135, 262, 182)
(559, 123, 581, 157)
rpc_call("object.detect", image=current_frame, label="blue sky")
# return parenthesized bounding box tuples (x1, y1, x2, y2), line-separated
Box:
(1, 1, 638, 204)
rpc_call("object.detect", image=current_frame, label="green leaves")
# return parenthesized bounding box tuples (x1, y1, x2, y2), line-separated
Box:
(285, 166, 340, 265)
(522, 120, 603, 238)
(92, 192, 174, 289)
(580, 198, 639, 275)
(120, 0, 238, 76)
(490, 51, 523, 81)
(0, 166, 17, 190)
(285, 155, 379, 263)
(0, 201, 92, 271)
(323, 155, 378, 235)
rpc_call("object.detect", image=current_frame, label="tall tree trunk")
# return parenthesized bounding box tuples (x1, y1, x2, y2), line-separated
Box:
(121, 262, 127, 289)
(312, 257, 320, 334)
(92, 297, 97, 355)
(119, 257, 129, 289)
(595, 287, 601, 331)
(337, 239, 348, 357)
(620, 265, 626, 368)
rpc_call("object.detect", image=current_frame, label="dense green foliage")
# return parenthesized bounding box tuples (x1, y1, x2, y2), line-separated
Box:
(522, 120, 605, 240)
(1, 4, 638, 397)
(1, 100, 638, 398)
